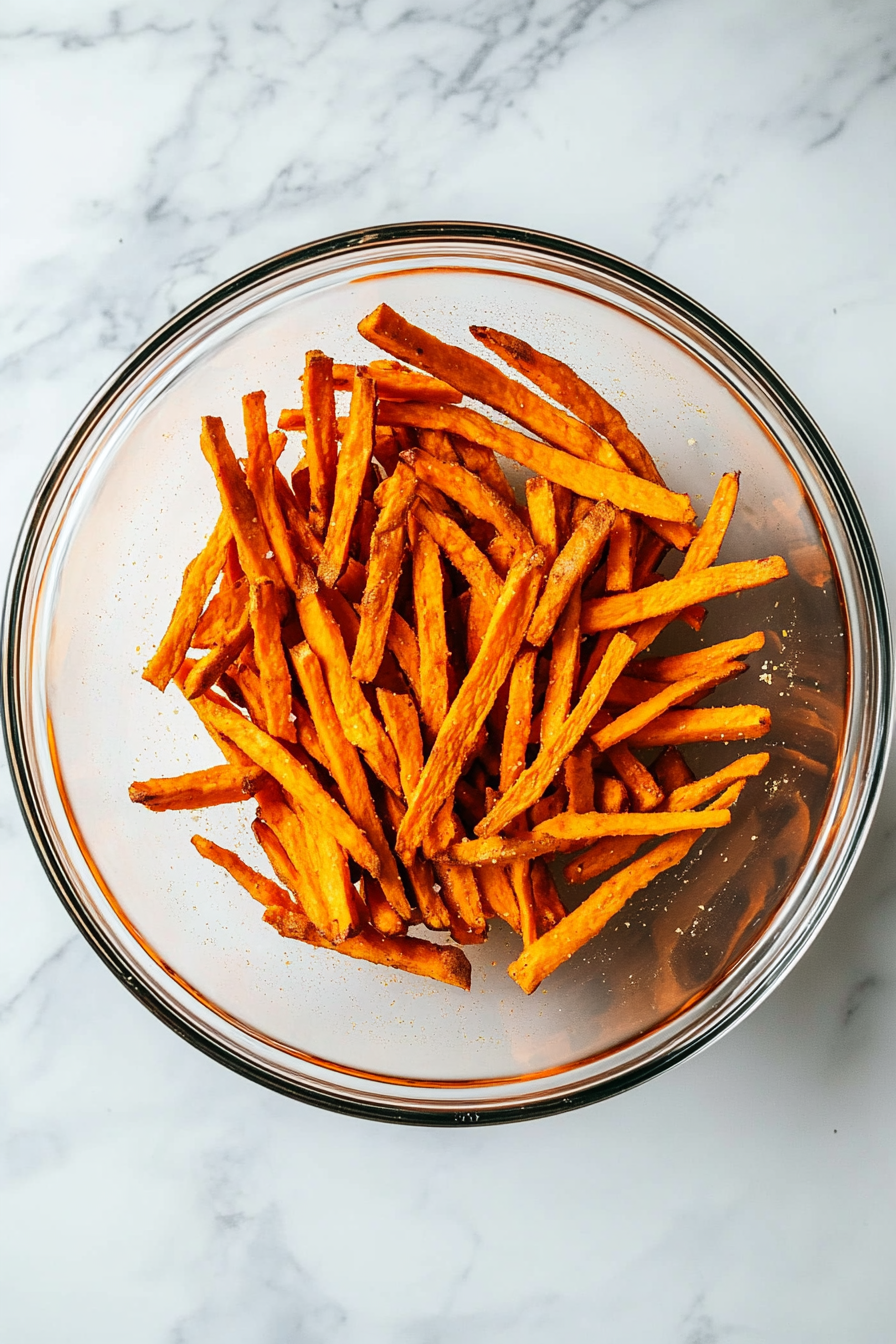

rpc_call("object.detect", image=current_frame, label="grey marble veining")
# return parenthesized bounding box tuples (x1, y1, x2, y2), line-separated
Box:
(2, 1, 895, 1340)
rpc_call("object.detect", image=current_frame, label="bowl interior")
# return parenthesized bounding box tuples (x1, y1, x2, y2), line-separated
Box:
(16, 234, 858, 1116)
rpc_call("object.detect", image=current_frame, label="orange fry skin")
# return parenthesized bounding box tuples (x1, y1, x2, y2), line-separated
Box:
(129, 763, 266, 810)
(351, 461, 416, 683)
(476, 631, 635, 840)
(402, 448, 533, 554)
(450, 807, 730, 865)
(182, 609, 252, 700)
(243, 391, 313, 598)
(540, 584, 582, 748)
(628, 631, 766, 682)
(331, 362, 462, 403)
(196, 696, 380, 877)
(525, 476, 559, 568)
(606, 742, 663, 812)
(528, 500, 614, 648)
(582, 555, 788, 633)
(377, 402, 695, 524)
(264, 905, 471, 989)
(396, 547, 544, 861)
(468, 325, 666, 487)
(318, 372, 376, 588)
(143, 513, 231, 691)
(565, 753, 767, 885)
(628, 471, 741, 652)
(199, 417, 282, 588)
(192, 833, 292, 910)
(590, 669, 739, 755)
(249, 578, 295, 741)
(508, 831, 702, 993)
(410, 512, 450, 740)
(302, 351, 338, 537)
(293, 642, 411, 920)
(359, 302, 621, 464)
(297, 592, 401, 796)
(627, 705, 771, 747)
(412, 498, 502, 606)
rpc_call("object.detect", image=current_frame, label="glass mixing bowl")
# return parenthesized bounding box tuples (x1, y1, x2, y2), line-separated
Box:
(3, 223, 890, 1123)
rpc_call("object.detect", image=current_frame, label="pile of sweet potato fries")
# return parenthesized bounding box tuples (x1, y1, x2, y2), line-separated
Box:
(132, 304, 787, 994)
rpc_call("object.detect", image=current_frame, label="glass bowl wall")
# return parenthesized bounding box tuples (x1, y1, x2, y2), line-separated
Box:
(3, 223, 890, 1123)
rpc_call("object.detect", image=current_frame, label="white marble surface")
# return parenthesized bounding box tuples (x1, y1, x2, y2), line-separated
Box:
(2, 1, 895, 1339)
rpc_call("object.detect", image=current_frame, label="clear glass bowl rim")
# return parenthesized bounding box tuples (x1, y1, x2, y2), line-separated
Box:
(2, 220, 892, 1125)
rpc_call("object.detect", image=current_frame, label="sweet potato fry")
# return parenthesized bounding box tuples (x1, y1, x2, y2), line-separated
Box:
(264, 904, 472, 989)
(652, 746, 695, 794)
(360, 875, 408, 937)
(531, 858, 567, 935)
(412, 498, 502, 605)
(451, 807, 729, 864)
(332, 362, 462, 403)
(527, 500, 614, 647)
(297, 592, 401, 795)
(501, 649, 538, 792)
(360, 302, 627, 467)
(477, 862, 522, 935)
(564, 741, 596, 813)
(193, 575, 247, 649)
(302, 351, 338, 537)
(594, 774, 629, 814)
(627, 705, 771, 747)
(665, 752, 770, 810)
(628, 631, 766, 682)
(403, 448, 532, 554)
(452, 438, 518, 507)
(386, 609, 422, 702)
(606, 742, 663, 812)
(410, 512, 450, 739)
(476, 631, 634, 839)
(508, 831, 702, 993)
(432, 856, 486, 936)
(249, 578, 295, 741)
(500, 648, 540, 944)
(381, 787, 452, 931)
(251, 816, 324, 926)
(318, 372, 376, 587)
(628, 471, 741, 652)
(143, 513, 231, 690)
(129, 763, 265, 810)
(533, 806, 731, 844)
(447, 833, 568, 865)
(591, 669, 734, 755)
(468, 325, 666, 486)
(565, 752, 764, 885)
(243, 391, 313, 599)
(192, 833, 291, 909)
(525, 476, 559, 568)
(376, 688, 425, 799)
(351, 461, 416, 682)
(197, 696, 380, 875)
(182, 609, 252, 699)
(377, 402, 695, 524)
(540, 585, 582, 747)
(199, 417, 282, 588)
(582, 556, 788, 633)
(396, 547, 544, 860)
(256, 782, 357, 941)
(605, 511, 637, 593)
(293, 642, 411, 919)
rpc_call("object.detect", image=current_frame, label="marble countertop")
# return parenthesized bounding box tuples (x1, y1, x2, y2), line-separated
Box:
(2, 2, 895, 1340)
